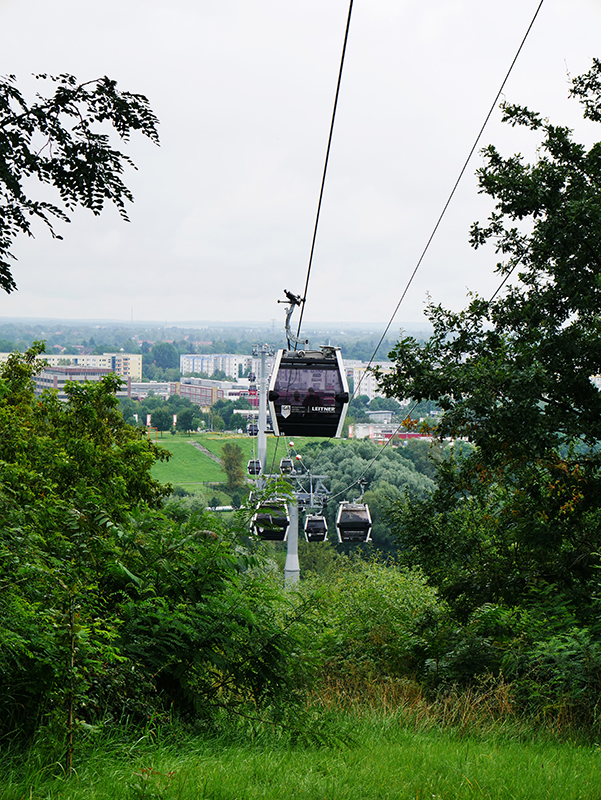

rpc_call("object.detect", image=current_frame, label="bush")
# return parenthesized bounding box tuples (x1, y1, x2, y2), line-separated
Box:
(307, 557, 443, 681)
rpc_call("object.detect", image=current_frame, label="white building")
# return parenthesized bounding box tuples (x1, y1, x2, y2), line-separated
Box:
(345, 361, 398, 401)
(34, 366, 131, 400)
(180, 353, 254, 378)
(0, 351, 142, 381)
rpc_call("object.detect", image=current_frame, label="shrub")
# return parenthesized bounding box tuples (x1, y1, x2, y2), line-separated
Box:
(308, 557, 443, 681)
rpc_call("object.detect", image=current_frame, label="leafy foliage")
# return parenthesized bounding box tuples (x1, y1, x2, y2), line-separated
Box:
(0, 74, 159, 293)
(379, 61, 601, 622)
(310, 558, 442, 680)
(301, 439, 436, 551)
(150, 342, 179, 370)
(0, 348, 314, 756)
(221, 442, 246, 491)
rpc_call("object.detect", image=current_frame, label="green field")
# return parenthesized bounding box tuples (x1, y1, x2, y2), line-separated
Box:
(152, 432, 328, 488)
(151, 435, 226, 487)
(6, 713, 601, 800)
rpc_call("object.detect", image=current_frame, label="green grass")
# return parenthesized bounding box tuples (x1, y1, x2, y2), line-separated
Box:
(151, 435, 226, 487)
(152, 433, 329, 489)
(5, 714, 601, 799)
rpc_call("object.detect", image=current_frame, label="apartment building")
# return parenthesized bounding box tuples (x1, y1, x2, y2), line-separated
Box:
(34, 366, 131, 400)
(345, 361, 397, 401)
(171, 377, 226, 410)
(172, 375, 259, 411)
(42, 352, 143, 381)
(180, 353, 253, 378)
(0, 351, 143, 381)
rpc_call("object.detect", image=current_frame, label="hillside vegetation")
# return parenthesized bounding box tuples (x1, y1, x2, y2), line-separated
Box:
(5, 60, 601, 798)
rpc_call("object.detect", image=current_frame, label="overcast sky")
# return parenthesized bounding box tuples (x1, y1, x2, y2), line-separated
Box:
(1, 0, 601, 332)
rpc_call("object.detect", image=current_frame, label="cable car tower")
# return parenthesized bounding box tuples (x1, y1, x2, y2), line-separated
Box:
(247, 293, 371, 585)
(248, 0, 363, 582)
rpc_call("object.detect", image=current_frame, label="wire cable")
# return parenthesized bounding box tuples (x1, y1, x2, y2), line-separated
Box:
(333, 0, 546, 501)
(296, 0, 354, 340)
(352, 0, 546, 397)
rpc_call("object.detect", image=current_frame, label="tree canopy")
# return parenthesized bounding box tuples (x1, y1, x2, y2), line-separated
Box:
(379, 60, 601, 618)
(151, 341, 179, 369)
(0, 73, 159, 293)
(0, 346, 314, 754)
(380, 60, 601, 461)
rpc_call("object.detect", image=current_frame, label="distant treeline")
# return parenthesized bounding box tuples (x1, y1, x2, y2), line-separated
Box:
(0, 321, 431, 363)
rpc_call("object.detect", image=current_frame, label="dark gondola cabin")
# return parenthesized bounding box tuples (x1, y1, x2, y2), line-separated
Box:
(268, 348, 350, 438)
(336, 502, 372, 543)
(247, 459, 261, 476)
(251, 501, 290, 541)
(304, 514, 328, 543)
(279, 457, 294, 474)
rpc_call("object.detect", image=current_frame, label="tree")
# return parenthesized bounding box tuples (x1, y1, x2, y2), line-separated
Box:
(379, 60, 601, 618)
(381, 61, 601, 459)
(0, 346, 318, 753)
(176, 406, 200, 433)
(151, 405, 173, 436)
(368, 396, 401, 412)
(150, 342, 179, 370)
(221, 442, 246, 491)
(348, 395, 370, 423)
(211, 398, 241, 429)
(0, 74, 159, 293)
(0, 345, 168, 744)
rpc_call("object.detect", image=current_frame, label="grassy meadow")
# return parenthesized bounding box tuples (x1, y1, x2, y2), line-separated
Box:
(151, 435, 226, 487)
(151, 432, 327, 489)
(7, 709, 601, 800)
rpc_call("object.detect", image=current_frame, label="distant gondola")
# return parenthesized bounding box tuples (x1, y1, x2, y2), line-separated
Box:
(336, 502, 372, 543)
(251, 501, 290, 541)
(304, 514, 328, 543)
(247, 459, 261, 476)
(279, 457, 294, 474)
(268, 348, 349, 438)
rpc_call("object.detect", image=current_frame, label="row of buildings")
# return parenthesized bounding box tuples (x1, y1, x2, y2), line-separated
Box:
(178, 354, 395, 402)
(0, 349, 397, 408)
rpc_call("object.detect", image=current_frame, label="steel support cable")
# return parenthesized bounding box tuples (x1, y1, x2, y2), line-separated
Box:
(352, 0, 546, 399)
(296, 0, 355, 341)
(333, 0, 546, 503)
(332, 250, 526, 503)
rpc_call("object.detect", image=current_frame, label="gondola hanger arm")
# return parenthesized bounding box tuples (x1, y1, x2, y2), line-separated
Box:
(278, 289, 310, 350)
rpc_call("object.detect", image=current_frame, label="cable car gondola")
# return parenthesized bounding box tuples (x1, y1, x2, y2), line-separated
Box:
(251, 501, 290, 541)
(279, 457, 294, 474)
(304, 514, 328, 543)
(247, 459, 261, 476)
(268, 348, 350, 438)
(336, 502, 372, 543)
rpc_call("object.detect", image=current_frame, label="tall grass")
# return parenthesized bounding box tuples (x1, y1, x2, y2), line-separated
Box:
(311, 673, 528, 740)
(4, 708, 601, 800)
